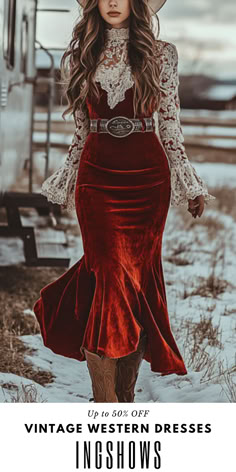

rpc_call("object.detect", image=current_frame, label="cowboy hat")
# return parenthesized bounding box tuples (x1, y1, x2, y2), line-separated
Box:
(76, 1, 167, 14)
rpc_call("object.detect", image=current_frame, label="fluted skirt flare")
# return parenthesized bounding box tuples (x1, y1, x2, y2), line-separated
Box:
(34, 130, 187, 376)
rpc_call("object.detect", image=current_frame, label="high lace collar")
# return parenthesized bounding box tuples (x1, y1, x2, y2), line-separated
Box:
(105, 26, 129, 41)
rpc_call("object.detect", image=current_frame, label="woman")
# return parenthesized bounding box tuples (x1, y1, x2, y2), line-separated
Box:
(33, 0, 216, 403)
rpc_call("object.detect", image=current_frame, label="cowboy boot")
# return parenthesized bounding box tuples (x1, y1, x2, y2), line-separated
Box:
(115, 332, 148, 403)
(84, 349, 119, 403)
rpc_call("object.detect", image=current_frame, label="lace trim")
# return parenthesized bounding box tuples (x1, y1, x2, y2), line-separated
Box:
(105, 26, 129, 41)
(156, 41, 216, 207)
(41, 166, 78, 211)
(40, 107, 90, 211)
(95, 27, 134, 109)
(170, 165, 216, 207)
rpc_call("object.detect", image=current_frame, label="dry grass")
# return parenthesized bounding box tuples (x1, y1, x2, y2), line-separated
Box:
(0, 264, 64, 329)
(172, 242, 191, 256)
(174, 311, 224, 382)
(181, 245, 229, 299)
(178, 318, 225, 385)
(0, 331, 53, 385)
(181, 313, 223, 352)
(165, 240, 193, 267)
(190, 274, 228, 299)
(0, 264, 65, 386)
(174, 311, 236, 396)
(222, 306, 236, 316)
(220, 368, 236, 402)
(166, 256, 191, 266)
(182, 271, 228, 300)
(2, 383, 47, 403)
(199, 359, 236, 401)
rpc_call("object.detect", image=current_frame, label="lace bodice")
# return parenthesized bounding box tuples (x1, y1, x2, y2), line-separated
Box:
(41, 26, 215, 211)
(94, 27, 134, 109)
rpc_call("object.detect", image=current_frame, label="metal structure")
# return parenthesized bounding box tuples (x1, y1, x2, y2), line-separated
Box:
(0, 0, 71, 266)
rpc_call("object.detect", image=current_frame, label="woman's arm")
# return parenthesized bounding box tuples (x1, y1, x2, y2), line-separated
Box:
(41, 106, 90, 211)
(157, 41, 216, 208)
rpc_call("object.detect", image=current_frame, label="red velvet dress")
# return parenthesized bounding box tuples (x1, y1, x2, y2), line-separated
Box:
(34, 30, 214, 377)
(34, 78, 188, 375)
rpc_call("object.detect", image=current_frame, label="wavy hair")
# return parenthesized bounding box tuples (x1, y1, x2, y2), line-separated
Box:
(60, 0, 162, 120)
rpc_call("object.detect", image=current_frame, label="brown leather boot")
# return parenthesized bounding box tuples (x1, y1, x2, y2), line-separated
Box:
(84, 349, 119, 403)
(115, 333, 148, 403)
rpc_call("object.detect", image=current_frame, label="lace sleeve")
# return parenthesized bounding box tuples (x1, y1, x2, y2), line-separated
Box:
(157, 41, 216, 207)
(40, 106, 90, 211)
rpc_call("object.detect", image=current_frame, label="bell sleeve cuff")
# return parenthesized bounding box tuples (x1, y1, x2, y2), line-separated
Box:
(41, 164, 78, 211)
(169, 162, 216, 207)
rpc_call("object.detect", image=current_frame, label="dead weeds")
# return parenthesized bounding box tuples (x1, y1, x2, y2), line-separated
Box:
(0, 330, 54, 386)
(178, 314, 224, 381)
(182, 313, 223, 350)
(220, 369, 236, 402)
(190, 274, 228, 298)
(2, 382, 47, 403)
(0, 263, 66, 386)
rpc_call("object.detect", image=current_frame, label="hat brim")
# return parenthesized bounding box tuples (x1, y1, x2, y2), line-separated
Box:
(77, 0, 167, 14)
(149, 0, 167, 14)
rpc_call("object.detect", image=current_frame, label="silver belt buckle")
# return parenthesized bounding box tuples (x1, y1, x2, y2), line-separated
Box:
(105, 116, 135, 138)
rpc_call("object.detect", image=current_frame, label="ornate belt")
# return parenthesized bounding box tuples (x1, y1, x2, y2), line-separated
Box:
(89, 116, 155, 138)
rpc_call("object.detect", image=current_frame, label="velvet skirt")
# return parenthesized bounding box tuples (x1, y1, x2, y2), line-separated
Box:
(33, 86, 187, 376)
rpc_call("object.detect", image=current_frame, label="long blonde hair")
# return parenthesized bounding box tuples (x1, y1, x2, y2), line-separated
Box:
(60, 0, 162, 120)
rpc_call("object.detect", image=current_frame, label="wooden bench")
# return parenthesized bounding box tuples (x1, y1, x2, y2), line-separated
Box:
(0, 191, 70, 267)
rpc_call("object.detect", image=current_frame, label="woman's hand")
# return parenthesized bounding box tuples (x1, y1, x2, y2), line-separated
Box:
(187, 195, 205, 218)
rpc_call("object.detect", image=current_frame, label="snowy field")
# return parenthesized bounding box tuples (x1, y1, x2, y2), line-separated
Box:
(0, 160, 235, 403)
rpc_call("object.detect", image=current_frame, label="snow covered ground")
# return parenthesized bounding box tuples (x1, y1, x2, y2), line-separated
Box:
(0, 161, 235, 403)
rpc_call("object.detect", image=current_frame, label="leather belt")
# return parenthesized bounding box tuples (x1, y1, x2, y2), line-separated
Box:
(89, 116, 155, 138)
